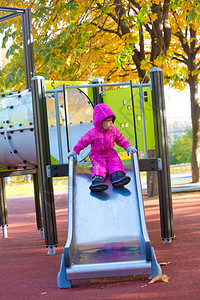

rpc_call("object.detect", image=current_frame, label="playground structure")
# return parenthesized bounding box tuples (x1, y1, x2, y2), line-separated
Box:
(0, 71, 174, 241)
(0, 6, 174, 286)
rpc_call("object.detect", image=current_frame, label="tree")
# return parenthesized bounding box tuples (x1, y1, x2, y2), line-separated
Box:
(1, 1, 200, 187)
(169, 127, 192, 165)
(170, 1, 200, 182)
(0, 1, 172, 86)
(0, 0, 173, 196)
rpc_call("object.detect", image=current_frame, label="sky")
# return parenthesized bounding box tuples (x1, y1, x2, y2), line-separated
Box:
(164, 86, 191, 125)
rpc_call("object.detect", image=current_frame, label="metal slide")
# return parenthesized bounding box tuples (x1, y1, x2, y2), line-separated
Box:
(57, 153, 162, 288)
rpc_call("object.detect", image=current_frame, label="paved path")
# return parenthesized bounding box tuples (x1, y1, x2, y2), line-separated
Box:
(1, 192, 200, 299)
(140, 171, 200, 193)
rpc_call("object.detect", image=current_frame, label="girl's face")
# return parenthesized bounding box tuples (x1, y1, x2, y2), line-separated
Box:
(101, 118, 113, 130)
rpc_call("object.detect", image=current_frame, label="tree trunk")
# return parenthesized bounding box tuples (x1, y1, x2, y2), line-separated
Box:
(189, 74, 200, 182)
(113, 0, 170, 196)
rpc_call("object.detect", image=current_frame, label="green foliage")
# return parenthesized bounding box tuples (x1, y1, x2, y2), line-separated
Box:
(115, 46, 135, 69)
(185, 0, 200, 25)
(171, 0, 183, 9)
(135, 6, 150, 29)
(169, 127, 192, 165)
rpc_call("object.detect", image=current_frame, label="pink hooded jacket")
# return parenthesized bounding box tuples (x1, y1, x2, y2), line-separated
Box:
(73, 103, 131, 157)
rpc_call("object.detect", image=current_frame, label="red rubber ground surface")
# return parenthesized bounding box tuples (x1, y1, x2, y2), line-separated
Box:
(1, 193, 200, 300)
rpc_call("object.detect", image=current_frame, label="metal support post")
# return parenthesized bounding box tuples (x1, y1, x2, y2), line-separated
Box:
(21, 9, 35, 89)
(54, 90, 63, 163)
(33, 172, 44, 239)
(31, 76, 58, 252)
(63, 84, 70, 153)
(150, 68, 174, 242)
(0, 8, 35, 89)
(2, 224, 8, 238)
(139, 85, 148, 158)
(0, 177, 8, 238)
(92, 78, 104, 106)
(130, 80, 138, 151)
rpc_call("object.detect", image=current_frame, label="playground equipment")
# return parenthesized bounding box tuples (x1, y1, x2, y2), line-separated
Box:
(0, 6, 35, 240)
(57, 154, 162, 288)
(0, 7, 173, 264)
(0, 70, 174, 247)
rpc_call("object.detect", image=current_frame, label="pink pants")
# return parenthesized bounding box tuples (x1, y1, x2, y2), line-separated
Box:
(90, 150, 125, 178)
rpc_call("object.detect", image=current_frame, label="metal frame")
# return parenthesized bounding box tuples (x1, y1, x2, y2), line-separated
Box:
(0, 7, 35, 88)
(46, 158, 162, 178)
(47, 85, 70, 163)
(46, 72, 173, 242)
(32, 172, 44, 238)
(92, 78, 104, 105)
(150, 68, 174, 242)
(31, 76, 58, 252)
(52, 82, 150, 89)
(130, 80, 138, 150)
(0, 177, 7, 238)
(139, 85, 148, 158)
(0, 6, 37, 239)
(0, 168, 37, 177)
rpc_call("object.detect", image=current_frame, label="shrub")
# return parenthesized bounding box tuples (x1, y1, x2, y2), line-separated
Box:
(169, 127, 192, 165)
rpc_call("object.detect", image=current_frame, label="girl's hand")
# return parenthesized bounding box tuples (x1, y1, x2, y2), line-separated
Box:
(126, 146, 137, 155)
(67, 150, 77, 158)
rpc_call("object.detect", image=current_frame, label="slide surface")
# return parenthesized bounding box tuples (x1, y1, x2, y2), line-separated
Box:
(57, 153, 161, 288)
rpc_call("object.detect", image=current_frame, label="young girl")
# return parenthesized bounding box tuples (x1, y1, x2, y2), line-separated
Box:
(67, 103, 136, 191)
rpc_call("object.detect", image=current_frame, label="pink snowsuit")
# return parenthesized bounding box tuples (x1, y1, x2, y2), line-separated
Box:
(73, 103, 131, 178)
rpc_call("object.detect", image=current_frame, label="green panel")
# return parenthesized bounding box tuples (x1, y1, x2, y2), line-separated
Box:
(51, 155, 60, 165)
(142, 86, 155, 150)
(103, 87, 138, 151)
(103, 86, 155, 152)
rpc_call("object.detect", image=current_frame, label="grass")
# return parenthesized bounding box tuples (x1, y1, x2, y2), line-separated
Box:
(5, 177, 68, 198)
(170, 164, 191, 174)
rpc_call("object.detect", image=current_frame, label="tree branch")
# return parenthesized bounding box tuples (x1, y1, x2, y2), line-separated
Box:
(194, 45, 200, 55)
(96, 2, 118, 23)
(172, 56, 187, 65)
(129, 0, 141, 10)
(174, 30, 190, 56)
(172, 11, 190, 56)
(90, 22, 120, 36)
(113, 0, 130, 35)
(139, 26, 145, 61)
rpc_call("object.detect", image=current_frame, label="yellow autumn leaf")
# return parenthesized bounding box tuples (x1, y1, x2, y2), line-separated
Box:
(148, 274, 169, 284)
(151, 13, 158, 22)
(159, 262, 171, 266)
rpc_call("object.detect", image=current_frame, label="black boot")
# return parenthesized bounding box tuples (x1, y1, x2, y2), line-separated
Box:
(89, 176, 108, 192)
(110, 171, 130, 188)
